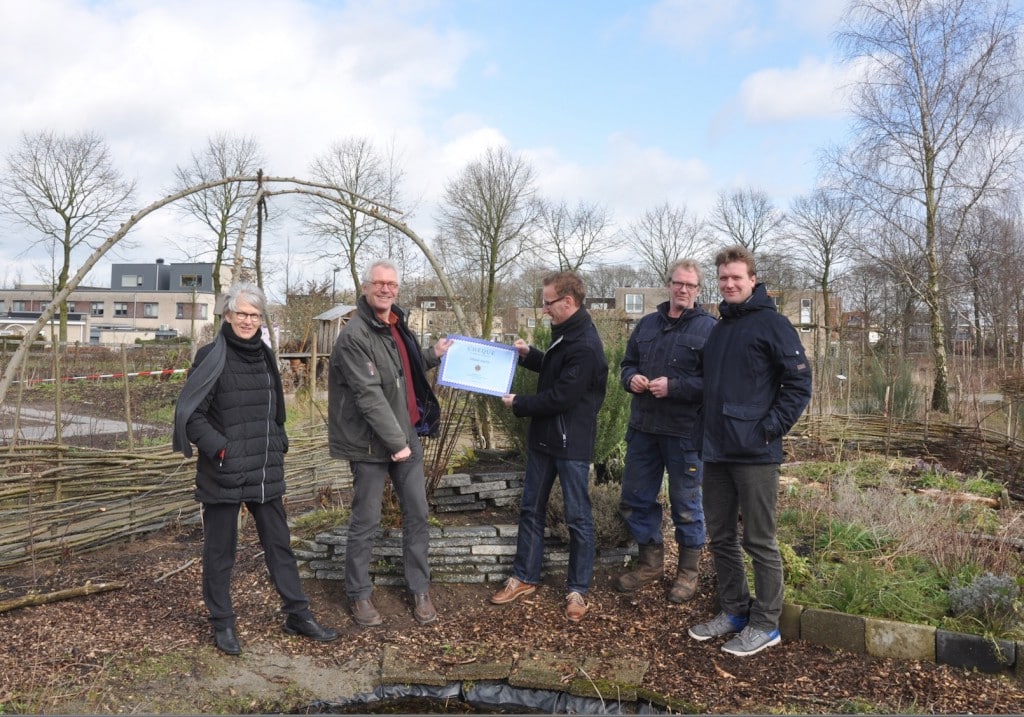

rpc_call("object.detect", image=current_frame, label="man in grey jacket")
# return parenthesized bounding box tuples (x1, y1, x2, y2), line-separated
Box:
(328, 260, 452, 627)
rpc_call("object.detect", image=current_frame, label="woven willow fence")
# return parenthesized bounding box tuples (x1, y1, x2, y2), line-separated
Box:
(0, 424, 349, 568)
(796, 414, 1024, 497)
(2, 414, 1023, 569)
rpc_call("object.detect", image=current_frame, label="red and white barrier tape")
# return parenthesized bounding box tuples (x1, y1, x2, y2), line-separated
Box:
(15, 368, 189, 385)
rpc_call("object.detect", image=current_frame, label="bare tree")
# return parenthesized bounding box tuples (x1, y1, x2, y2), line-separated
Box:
(304, 137, 405, 294)
(788, 187, 856, 340)
(583, 263, 661, 298)
(623, 202, 709, 281)
(537, 199, 615, 272)
(708, 186, 784, 253)
(0, 130, 135, 342)
(172, 134, 264, 303)
(834, 0, 1023, 412)
(437, 147, 540, 341)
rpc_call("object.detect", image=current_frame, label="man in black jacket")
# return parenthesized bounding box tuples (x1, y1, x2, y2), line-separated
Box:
(615, 259, 717, 603)
(687, 245, 812, 657)
(489, 271, 608, 622)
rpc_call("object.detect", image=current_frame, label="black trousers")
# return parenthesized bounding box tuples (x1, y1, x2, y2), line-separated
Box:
(201, 499, 311, 629)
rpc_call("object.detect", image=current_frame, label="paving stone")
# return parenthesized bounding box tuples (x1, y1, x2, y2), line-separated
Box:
(567, 654, 649, 702)
(801, 607, 865, 654)
(508, 649, 580, 692)
(380, 644, 448, 687)
(936, 629, 1015, 673)
(865, 617, 935, 661)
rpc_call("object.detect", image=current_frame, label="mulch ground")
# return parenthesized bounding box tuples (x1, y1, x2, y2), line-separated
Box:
(2, 515, 1023, 714)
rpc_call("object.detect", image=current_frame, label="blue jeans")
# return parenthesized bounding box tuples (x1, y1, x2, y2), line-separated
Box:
(512, 450, 595, 595)
(702, 461, 782, 631)
(620, 428, 705, 548)
(345, 438, 431, 600)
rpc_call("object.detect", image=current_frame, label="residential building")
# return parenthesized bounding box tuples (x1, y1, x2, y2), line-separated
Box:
(0, 260, 225, 345)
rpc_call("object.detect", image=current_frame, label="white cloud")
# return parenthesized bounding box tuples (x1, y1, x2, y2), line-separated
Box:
(737, 56, 850, 122)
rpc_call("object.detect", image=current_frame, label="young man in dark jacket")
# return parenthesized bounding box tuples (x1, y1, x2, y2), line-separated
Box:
(615, 259, 716, 603)
(328, 260, 452, 628)
(489, 271, 608, 622)
(688, 245, 812, 656)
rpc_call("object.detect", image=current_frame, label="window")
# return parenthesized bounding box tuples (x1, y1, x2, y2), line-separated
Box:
(421, 300, 436, 309)
(625, 293, 644, 313)
(12, 301, 26, 312)
(800, 298, 812, 323)
(91, 302, 104, 317)
(527, 318, 536, 328)
(121, 274, 143, 288)
(590, 301, 608, 311)
(143, 302, 159, 318)
(179, 275, 203, 288)
(114, 302, 130, 317)
(176, 302, 208, 320)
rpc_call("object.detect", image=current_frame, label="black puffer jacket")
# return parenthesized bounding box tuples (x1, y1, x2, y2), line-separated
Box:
(513, 307, 608, 461)
(182, 324, 288, 505)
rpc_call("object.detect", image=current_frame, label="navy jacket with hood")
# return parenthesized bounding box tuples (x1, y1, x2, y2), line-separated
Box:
(700, 283, 812, 464)
(620, 300, 717, 445)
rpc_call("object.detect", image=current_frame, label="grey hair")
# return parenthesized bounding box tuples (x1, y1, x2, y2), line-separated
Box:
(666, 258, 702, 284)
(223, 282, 267, 314)
(361, 260, 400, 285)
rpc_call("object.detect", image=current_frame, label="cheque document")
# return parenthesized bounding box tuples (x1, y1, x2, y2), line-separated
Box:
(437, 335, 518, 397)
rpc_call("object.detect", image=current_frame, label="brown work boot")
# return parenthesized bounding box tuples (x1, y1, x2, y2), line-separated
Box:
(489, 576, 537, 605)
(413, 592, 437, 625)
(565, 591, 588, 622)
(668, 547, 701, 603)
(351, 597, 383, 627)
(613, 542, 664, 592)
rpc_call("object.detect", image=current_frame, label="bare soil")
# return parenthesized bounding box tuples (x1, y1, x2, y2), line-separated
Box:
(2, 511, 1024, 715)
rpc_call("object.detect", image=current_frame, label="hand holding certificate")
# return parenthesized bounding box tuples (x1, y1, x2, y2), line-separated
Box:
(437, 335, 518, 397)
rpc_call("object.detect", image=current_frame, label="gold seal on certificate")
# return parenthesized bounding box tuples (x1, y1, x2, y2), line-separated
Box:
(437, 335, 518, 397)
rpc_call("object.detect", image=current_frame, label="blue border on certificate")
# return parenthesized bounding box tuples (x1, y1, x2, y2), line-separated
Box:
(437, 335, 518, 397)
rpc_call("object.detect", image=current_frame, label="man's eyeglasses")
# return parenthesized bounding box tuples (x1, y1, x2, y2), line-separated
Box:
(233, 311, 262, 322)
(669, 280, 700, 291)
(542, 295, 566, 307)
(369, 280, 400, 291)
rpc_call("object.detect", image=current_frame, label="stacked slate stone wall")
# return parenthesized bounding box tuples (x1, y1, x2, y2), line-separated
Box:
(294, 471, 635, 584)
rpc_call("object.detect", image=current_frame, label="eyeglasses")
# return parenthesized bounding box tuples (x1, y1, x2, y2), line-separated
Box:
(369, 280, 399, 291)
(542, 295, 566, 308)
(233, 311, 262, 322)
(669, 280, 700, 291)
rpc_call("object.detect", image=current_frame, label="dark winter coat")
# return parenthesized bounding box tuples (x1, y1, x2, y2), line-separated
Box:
(173, 322, 289, 505)
(700, 283, 812, 464)
(327, 296, 441, 462)
(513, 307, 608, 462)
(620, 301, 717, 445)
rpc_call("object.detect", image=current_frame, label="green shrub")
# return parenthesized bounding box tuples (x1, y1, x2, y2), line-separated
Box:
(545, 476, 630, 550)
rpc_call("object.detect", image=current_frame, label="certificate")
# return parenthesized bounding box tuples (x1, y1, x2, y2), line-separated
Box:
(437, 335, 518, 397)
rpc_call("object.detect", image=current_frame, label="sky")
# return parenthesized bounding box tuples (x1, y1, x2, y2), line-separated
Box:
(0, 0, 857, 295)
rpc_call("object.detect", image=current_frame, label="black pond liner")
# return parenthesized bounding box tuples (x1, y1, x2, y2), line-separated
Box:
(309, 680, 669, 714)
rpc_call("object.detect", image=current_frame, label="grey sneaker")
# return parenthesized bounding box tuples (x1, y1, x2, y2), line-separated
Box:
(721, 625, 781, 656)
(687, 611, 748, 641)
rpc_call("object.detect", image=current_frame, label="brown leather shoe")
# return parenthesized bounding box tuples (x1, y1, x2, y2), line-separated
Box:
(413, 592, 437, 624)
(351, 598, 382, 627)
(565, 591, 588, 622)
(489, 577, 537, 605)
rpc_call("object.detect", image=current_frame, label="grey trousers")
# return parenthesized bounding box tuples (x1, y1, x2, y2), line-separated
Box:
(702, 462, 783, 631)
(345, 438, 431, 600)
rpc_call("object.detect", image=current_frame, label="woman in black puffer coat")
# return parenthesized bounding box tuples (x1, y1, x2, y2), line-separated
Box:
(173, 282, 336, 655)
